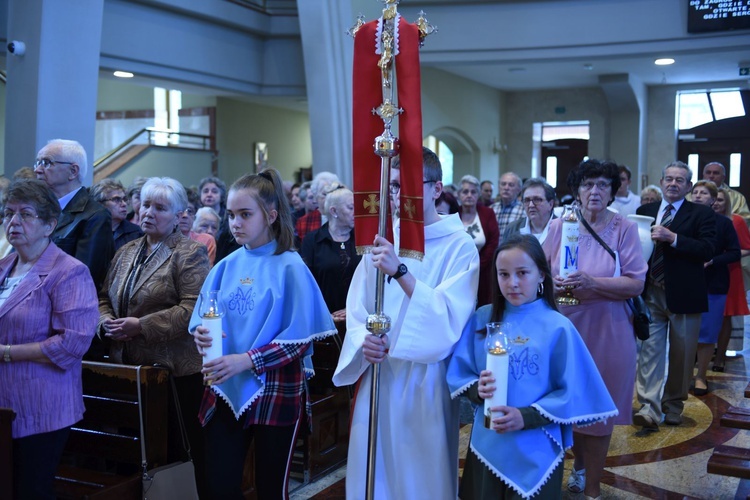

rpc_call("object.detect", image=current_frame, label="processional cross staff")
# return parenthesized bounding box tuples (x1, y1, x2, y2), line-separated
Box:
(348, 2, 436, 498)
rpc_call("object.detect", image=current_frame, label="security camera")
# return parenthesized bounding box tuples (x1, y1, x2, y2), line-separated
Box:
(7, 41, 26, 56)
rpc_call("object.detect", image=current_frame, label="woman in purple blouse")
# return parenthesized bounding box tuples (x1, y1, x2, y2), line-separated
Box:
(0, 179, 99, 499)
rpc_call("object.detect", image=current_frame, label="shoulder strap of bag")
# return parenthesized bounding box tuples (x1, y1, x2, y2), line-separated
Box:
(579, 214, 616, 260)
(137, 367, 194, 481)
(169, 373, 193, 461)
(136, 365, 148, 477)
(578, 214, 639, 314)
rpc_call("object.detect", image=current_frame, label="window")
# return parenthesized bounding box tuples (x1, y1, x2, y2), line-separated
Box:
(546, 156, 558, 188)
(423, 135, 453, 185)
(154, 87, 182, 146)
(678, 89, 745, 130)
(541, 123, 590, 141)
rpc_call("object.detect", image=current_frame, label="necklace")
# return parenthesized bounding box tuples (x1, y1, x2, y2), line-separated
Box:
(329, 225, 351, 245)
(340, 241, 346, 250)
(0, 273, 27, 296)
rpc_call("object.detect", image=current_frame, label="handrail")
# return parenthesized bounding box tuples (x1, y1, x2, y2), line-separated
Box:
(94, 128, 149, 168)
(93, 127, 214, 169)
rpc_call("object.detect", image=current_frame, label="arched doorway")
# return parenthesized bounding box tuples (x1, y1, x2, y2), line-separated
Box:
(425, 127, 480, 186)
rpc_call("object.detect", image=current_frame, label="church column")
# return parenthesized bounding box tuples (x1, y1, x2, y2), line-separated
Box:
(5, 0, 104, 184)
(297, 0, 355, 185)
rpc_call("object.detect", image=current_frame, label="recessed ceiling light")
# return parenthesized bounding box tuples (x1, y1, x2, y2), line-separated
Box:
(113, 71, 134, 78)
(654, 58, 675, 66)
(508, 67, 526, 73)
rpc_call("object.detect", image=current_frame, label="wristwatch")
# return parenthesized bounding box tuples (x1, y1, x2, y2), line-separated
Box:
(388, 263, 408, 283)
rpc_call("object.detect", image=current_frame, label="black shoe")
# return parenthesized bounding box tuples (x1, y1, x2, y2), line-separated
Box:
(633, 413, 658, 429)
(712, 364, 725, 372)
(664, 412, 682, 426)
(693, 379, 709, 396)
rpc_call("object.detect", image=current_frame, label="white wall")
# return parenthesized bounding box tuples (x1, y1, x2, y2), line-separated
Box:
(504, 87, 609, 177)
(215, 97, 311, 185)
(421, 67, 502, 184)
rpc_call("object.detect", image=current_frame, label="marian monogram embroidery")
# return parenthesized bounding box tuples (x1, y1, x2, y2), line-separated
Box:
(466, 222, 480, 240)
(228, 286, 255, 315)
(509, 347, 539, 380)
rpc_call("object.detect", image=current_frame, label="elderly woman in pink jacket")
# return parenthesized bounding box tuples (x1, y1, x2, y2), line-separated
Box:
(0, 179, 99, 499)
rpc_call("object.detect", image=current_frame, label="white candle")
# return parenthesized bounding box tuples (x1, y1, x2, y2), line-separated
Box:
(559, 218, 579, 278)
(484, 346, 509, 428)
(201, 316, 223, 364)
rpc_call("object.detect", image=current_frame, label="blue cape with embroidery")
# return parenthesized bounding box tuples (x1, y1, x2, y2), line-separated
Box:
(188, 240, 337, 418)
(447, 300, 617, 498)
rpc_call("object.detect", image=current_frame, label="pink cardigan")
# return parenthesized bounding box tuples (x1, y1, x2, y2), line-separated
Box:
(0, 242, 99, 438)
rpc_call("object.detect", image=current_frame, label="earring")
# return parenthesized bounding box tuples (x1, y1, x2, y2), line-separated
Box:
(537, 282, 544, 296)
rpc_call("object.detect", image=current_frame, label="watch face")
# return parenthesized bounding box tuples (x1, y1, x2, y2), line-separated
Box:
(399, 264, 407, 274)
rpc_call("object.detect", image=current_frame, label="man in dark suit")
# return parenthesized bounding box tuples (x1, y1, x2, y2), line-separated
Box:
(34, 139, 114, 290)
(633, 161, 715, 431)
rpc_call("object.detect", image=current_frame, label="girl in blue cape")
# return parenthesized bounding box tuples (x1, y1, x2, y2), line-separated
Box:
(191, 169, 336, 499)
(447, 234, 617, 499)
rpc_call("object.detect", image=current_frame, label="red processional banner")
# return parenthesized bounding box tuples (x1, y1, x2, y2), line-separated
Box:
(351, 17, 424, 260)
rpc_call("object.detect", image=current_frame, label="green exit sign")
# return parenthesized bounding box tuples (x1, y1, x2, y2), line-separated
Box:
(741, 67, 749, 77)
(555, 106, 566, 114)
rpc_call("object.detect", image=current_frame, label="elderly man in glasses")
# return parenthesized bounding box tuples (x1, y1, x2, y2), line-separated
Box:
(34, 139, 114, 293)
(502, 178, 557, 244)
(90, 178, 143, 252)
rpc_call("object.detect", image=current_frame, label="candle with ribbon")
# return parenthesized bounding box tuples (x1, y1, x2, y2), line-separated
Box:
(484, 322, 512, 428)
(556, 202, 580, 306)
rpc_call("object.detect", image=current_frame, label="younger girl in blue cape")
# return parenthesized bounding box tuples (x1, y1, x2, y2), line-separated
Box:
(447, 234, 616, 499)
(190, 169, 336, 499)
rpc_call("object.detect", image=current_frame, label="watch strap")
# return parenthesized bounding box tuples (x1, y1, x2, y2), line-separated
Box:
(388, 263, 408, 283)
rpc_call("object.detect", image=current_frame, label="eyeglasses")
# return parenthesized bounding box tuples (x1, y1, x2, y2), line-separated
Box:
(33, 158, 75, 169)
(580, 181, 612, 192)
(389, 180, 437, 195)
(103, 196, 127, 204)
(522, 197, 548, 206)
(3, 210, 41, 223)
(181, 208, 196, 216)
(663, 176, 688, 185)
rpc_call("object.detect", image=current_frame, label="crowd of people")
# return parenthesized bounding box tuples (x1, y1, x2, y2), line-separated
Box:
(0, 137, 748, 500)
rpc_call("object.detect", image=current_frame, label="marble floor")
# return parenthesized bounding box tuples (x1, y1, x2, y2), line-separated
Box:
(291, 317, 750, 499)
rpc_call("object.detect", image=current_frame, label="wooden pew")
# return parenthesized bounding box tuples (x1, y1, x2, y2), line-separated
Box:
(708, 385, 750, 482)
(721, 406, 750, 431)
(54, 362, 170, 500)
(297, 327, 351, 482)
(0, 408, 15, 499)
(708, 445, 750, 479)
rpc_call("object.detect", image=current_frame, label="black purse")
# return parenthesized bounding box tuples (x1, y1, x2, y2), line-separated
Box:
(579, 216, 652, 341)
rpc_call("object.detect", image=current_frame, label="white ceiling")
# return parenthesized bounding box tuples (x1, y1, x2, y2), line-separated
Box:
(394, 0, 750, 92)
(94, 0, 750, 108)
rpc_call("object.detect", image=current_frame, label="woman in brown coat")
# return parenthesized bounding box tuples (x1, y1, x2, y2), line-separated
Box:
(98, 177, 210, 495)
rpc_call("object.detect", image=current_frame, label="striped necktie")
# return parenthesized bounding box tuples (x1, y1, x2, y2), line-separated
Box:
(650, 204, 674, 285)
